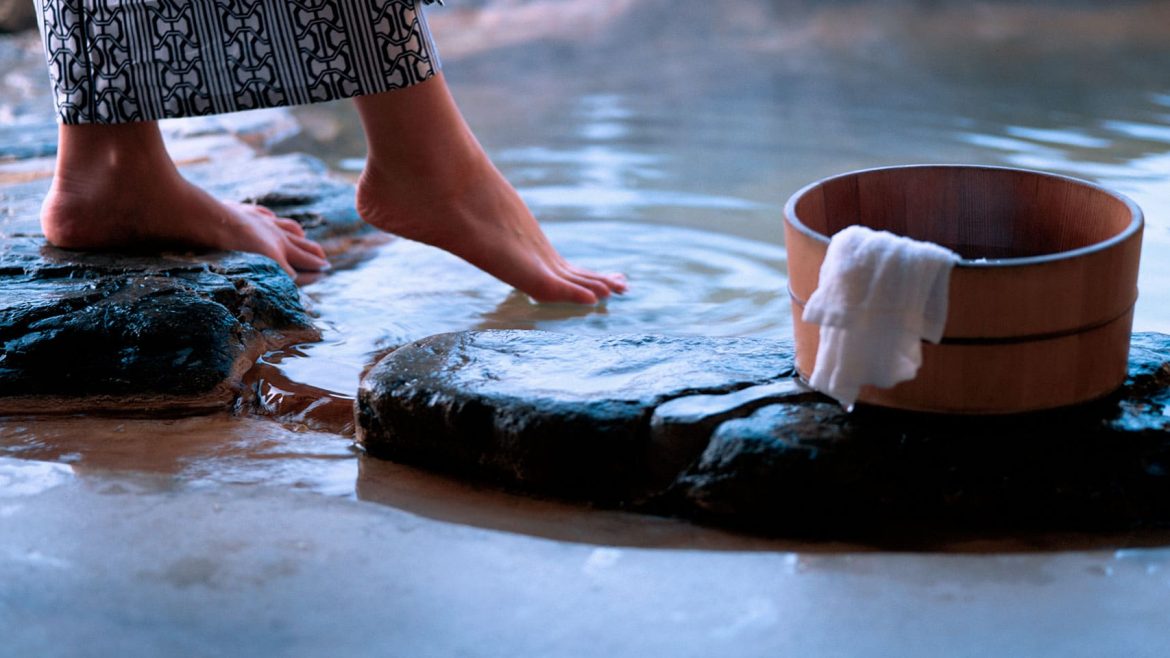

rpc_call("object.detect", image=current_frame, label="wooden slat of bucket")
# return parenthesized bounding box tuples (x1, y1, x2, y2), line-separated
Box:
(783, 211, 828, 311)
(946, 235, 1141, 338)
(790, 300, 820, 383)
(821, 173, 861, 238)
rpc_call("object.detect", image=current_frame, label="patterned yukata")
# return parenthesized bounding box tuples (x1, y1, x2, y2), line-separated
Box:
(35, 0, 442, 124)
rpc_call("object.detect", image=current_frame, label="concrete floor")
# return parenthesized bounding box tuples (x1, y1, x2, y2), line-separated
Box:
(3, 457, 1169, 658)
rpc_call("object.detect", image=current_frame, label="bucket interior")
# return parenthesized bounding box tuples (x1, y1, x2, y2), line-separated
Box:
(790, 166, 1139, 260)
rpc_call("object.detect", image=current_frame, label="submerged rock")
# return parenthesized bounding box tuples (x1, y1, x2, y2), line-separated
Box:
(357, 329, 1170, 536)
(0, 238, 318, 414)
(356, 330, 795, 501)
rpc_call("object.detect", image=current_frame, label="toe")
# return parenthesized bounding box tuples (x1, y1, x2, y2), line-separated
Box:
(526, 271, 598, 305)
(275, 218, 306, 236)
(287, 243, 331, 272)
(233, 201, 278, 218)
(270, 254, 296, 277)
(555, 282, 599, 305)
(289, 234, 327, 259)
(589, 271, 627, 294)
(557, 264, 612, 300)
(603, 272, 629, 293)
(567, 264, 628, 294)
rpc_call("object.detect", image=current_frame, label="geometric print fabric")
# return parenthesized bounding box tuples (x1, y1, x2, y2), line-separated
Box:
(37, 0, 441, 124)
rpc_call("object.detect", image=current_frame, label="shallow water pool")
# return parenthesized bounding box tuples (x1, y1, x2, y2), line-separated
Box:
(4, 0, 1170, 548)
(7, 5, 1170, 653)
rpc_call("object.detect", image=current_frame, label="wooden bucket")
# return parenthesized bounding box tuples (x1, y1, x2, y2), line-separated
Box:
(784, 165, 1144, 414)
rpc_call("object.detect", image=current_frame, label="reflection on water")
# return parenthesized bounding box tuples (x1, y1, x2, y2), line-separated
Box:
(0, 415, 357, 494)
(0, 457, 73, 498)
(5, 0, 1170, 547)
(0, 414, 844, 550)
(5, 414, 1168, 553)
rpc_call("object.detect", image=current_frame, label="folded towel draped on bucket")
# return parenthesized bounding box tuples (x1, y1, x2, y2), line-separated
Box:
(802, 225, 961, 410)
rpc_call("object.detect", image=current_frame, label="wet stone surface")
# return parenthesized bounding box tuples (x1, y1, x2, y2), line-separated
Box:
(358, 330, 1170, 535)
(0, 238, 318, 414)
(357, 330, 797, 501)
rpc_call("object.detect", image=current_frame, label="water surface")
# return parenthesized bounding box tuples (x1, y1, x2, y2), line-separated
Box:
(5, 0, 1170, 547)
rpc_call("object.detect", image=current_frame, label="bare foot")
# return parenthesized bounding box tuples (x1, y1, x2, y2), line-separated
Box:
(353, 74, 626, 304)
(41, 123, 329, 277)
(357, 152, 627, 304)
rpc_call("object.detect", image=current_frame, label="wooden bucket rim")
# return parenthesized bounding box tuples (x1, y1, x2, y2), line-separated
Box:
(783, 164, 1144, 268)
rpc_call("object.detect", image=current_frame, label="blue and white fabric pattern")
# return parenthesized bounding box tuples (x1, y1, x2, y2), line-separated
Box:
(37, 0, 442, 124)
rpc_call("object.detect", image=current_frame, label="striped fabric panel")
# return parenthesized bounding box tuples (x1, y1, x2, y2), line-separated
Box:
(37, 0, 441, 124)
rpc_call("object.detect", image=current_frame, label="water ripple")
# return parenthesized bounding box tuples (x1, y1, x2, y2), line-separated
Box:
(278, 221, 788, 398)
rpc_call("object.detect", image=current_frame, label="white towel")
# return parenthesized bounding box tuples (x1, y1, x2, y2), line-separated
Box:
(802, 225, 960, 410)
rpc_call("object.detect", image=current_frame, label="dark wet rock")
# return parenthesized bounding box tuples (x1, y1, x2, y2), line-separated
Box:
(647, 379, 817, 490)
(675, 332, 1170, 536)
(358, 329, 1170, 537)
(0, 238, 318, 414)
(356, 330, 795, 501)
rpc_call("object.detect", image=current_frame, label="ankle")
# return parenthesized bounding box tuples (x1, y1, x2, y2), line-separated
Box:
(43, 124, 179, 247)
(355, 73, 493, 188)
(54, 123, 174, 182)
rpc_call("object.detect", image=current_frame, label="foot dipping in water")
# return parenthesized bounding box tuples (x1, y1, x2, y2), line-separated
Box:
(36, 0, 625, 304)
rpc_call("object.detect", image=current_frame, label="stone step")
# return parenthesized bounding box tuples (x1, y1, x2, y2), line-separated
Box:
(357, 329, 1170, 536)
(0, 238, 318, 414)
(357, 330, 796, 502)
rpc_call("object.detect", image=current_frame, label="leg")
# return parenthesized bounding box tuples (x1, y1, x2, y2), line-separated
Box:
(353, 73, 627, 304)
(40, 121, 329, 276)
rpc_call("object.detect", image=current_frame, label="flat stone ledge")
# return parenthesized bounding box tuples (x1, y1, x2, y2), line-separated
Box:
(357, 330, 795, 501)
(357, 330, 1170, 536)
(0, 238, 318, 414)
